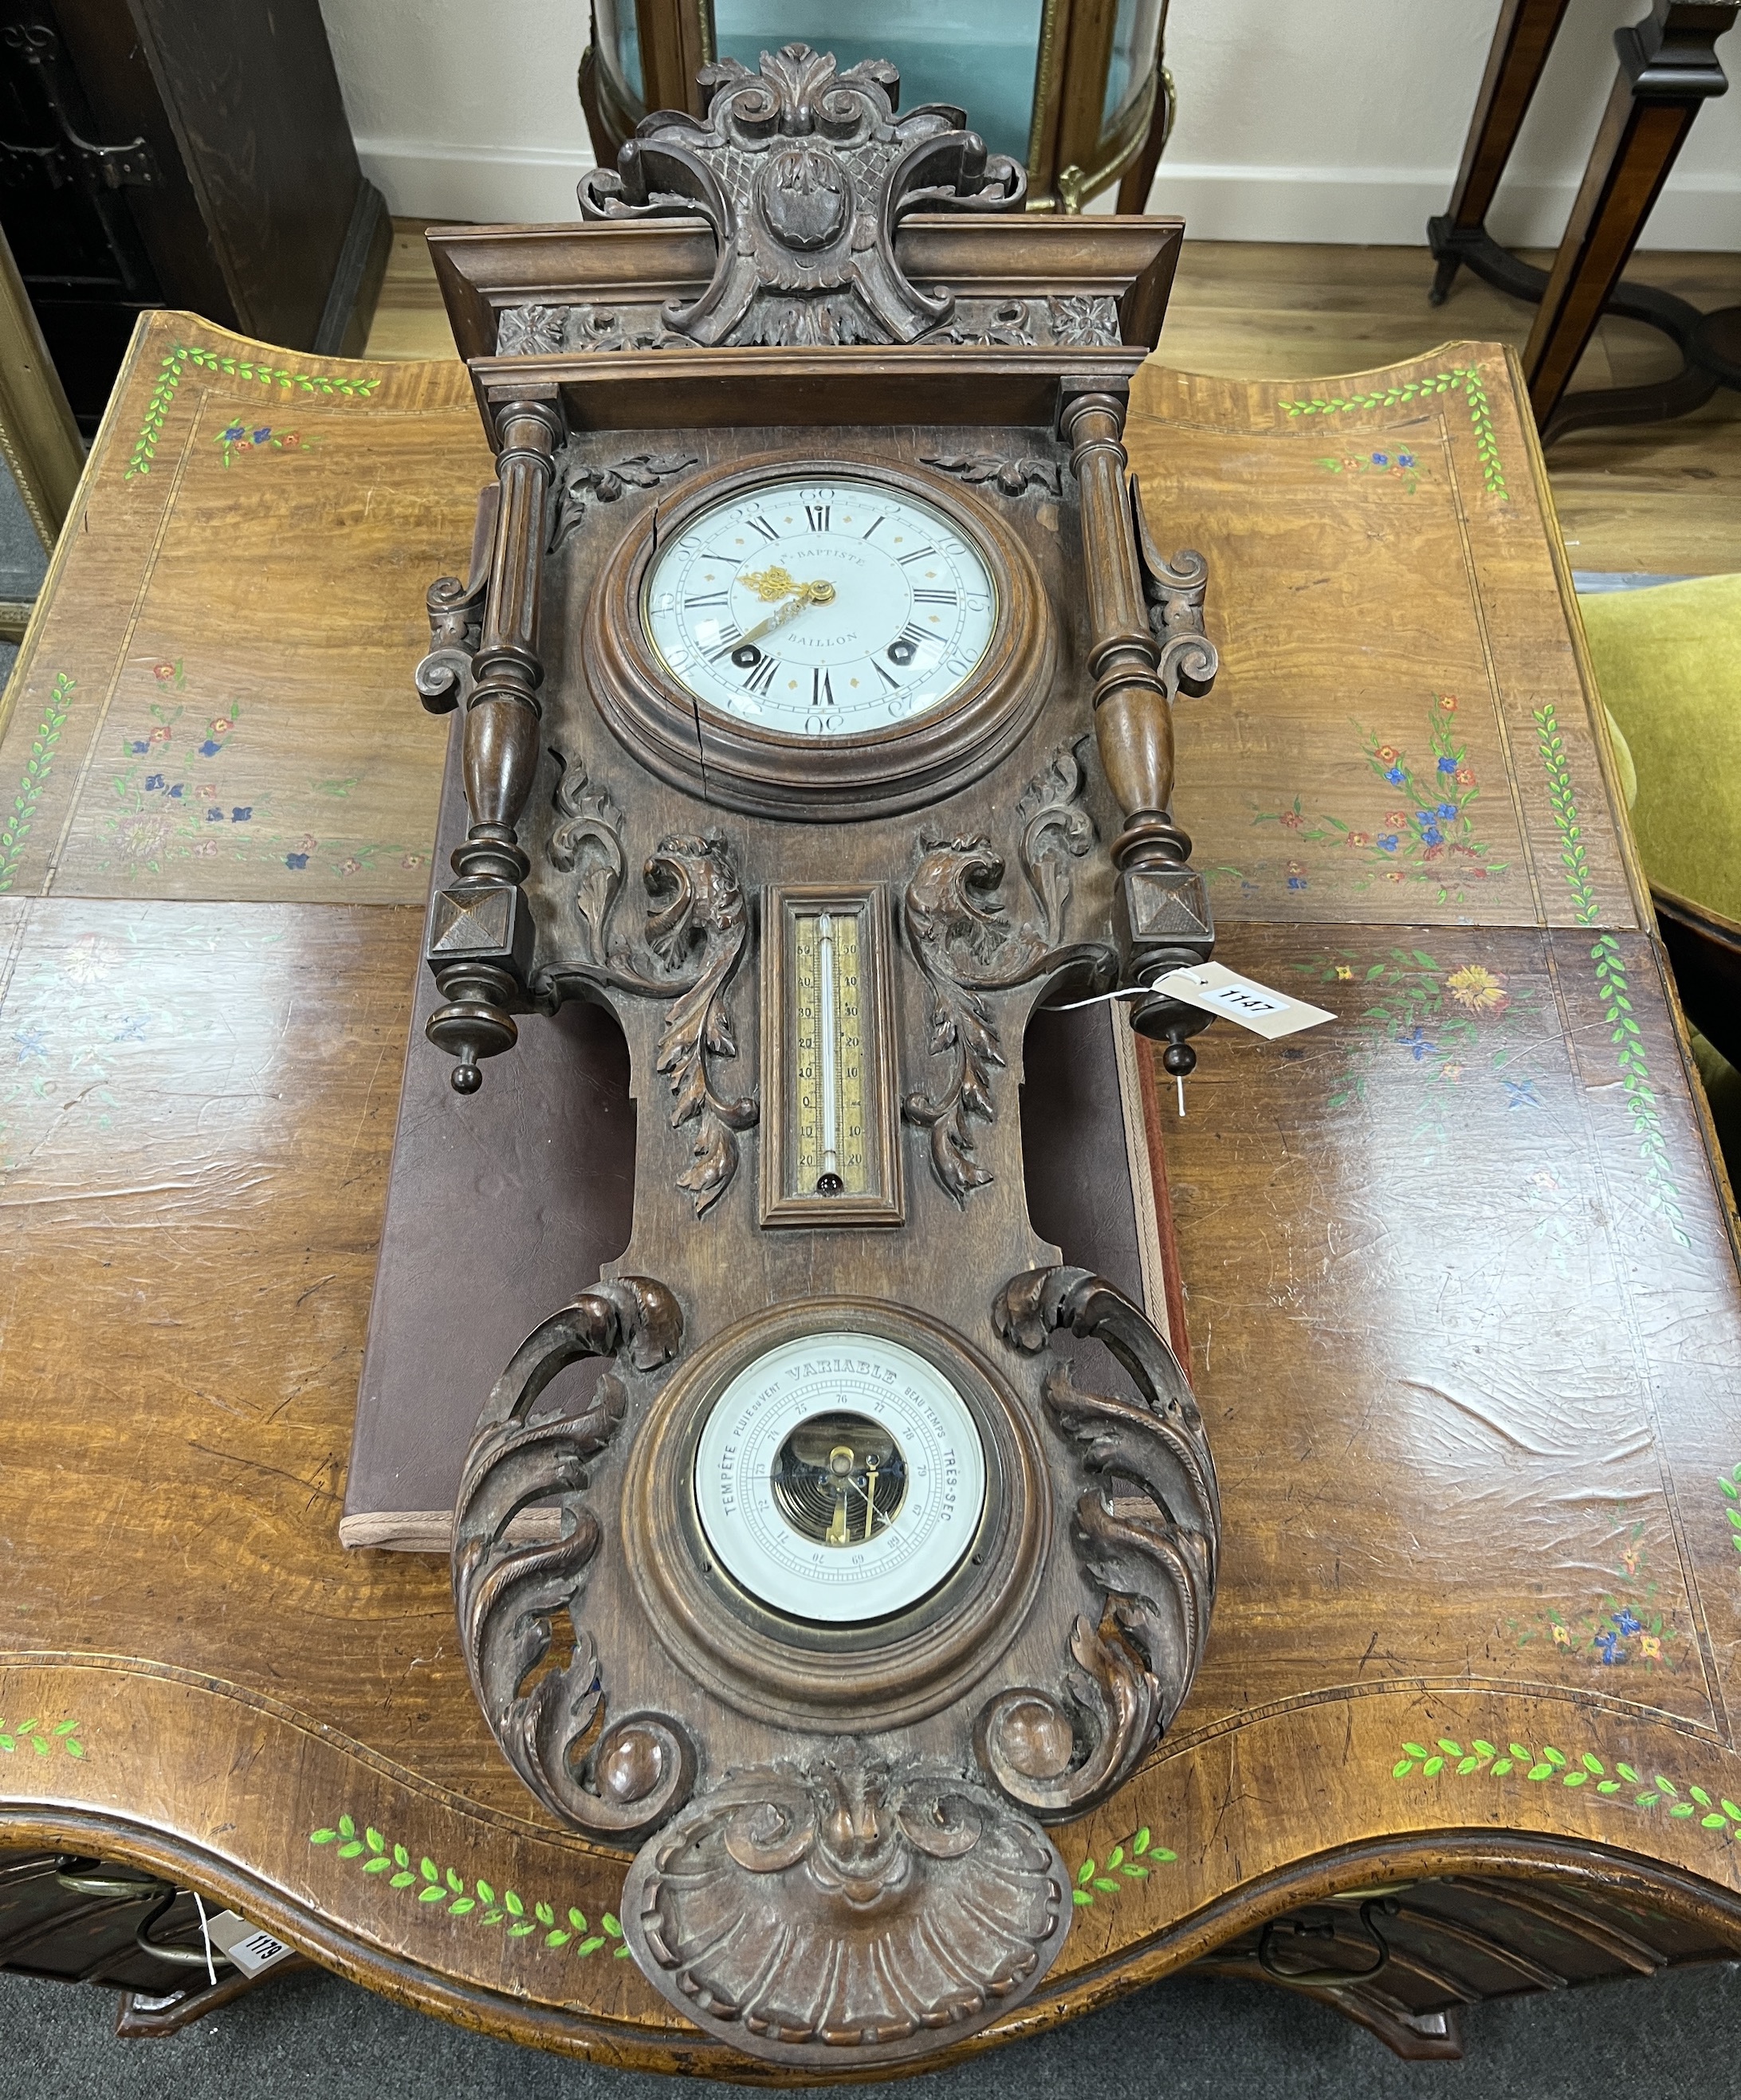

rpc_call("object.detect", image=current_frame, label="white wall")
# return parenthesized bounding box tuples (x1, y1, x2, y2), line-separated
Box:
(318, 0, 1741, 247)
(1155, 0, 1741, 246)
(320, 0, 595, 222)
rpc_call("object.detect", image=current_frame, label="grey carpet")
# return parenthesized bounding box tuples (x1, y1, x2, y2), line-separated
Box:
(2, 1957, 1737, 2099)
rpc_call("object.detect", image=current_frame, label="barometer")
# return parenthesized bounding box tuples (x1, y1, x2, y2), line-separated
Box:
(691, 1329, 986, 1624)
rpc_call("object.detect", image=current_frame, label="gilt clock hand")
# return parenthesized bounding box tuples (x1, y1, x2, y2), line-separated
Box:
(734, 575, 837, 651)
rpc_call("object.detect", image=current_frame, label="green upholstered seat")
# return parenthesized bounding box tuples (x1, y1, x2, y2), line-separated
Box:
(1580, 574, 1741, 924)
(1580, 574, 1741, 1180)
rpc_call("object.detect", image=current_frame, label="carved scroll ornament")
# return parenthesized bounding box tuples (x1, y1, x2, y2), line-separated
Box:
(453, 1278, 696, 1839)
(548, 445, 697, 551)
(620, 1756, 1071, 2066)
(980, 1267, 1220, 1818)
(902, 748, 1114, 1203)
(541, 768, 758, 1215)
(1130, 477, 1219, 701)
(922, 450, 1063, 499)
(577, 43, 1024, 348)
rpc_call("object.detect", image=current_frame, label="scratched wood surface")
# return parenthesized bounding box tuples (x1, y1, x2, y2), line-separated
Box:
(2, 316, 1740, 2074)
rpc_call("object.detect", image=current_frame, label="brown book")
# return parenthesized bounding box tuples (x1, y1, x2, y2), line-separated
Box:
(342, 724, 1185, 1552)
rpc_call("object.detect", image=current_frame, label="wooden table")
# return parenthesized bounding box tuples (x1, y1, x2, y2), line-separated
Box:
(4, 314, 1741, 2070)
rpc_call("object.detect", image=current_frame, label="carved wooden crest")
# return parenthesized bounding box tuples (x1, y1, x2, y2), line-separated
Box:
(577, 43, 1026, 347)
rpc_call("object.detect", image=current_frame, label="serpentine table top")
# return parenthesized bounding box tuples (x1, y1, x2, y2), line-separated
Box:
(2, 314, 1740, 2075)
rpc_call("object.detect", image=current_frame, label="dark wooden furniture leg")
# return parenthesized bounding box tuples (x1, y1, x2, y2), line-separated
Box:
(1429, 0, 1574, 306)
(1523, 1, 1739, 438)
(113, 1962, 311, 2039)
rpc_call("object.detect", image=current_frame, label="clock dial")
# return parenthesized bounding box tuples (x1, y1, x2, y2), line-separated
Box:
(693, 1330, 988, 1624)
(642, 476, 998, 737)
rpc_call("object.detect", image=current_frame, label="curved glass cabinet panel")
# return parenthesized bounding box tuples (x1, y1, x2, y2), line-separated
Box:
(580, 0, 1170, 212)
(713, 1, 1045, 168)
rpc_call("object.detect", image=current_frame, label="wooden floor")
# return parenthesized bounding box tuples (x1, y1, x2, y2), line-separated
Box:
(366, 223, 1741, 578)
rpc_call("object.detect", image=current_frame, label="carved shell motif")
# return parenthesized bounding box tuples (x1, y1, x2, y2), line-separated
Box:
(622, 1757, 1071, 2066)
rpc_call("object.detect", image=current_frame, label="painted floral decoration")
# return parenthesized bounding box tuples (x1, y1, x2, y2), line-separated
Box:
(218, 423, 316, 467)
(1511, 1521, 1680, 1673)
(1320, 448, 1421, 493)
(1256, 696, 1506, 905)
(1301, 945, 1539, 1114)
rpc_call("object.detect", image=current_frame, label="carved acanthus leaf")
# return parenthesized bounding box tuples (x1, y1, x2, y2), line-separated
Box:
(577, 44, 1024, 349)
(621, 1756, 1071, 2066)
(642, 833, 759, 1216)
(922, 451, 1062, 499)
(537, 812, 760, 1212)
(454, 1279, 694, 1838)
(548, 757, 625, 968)
(550, 446, 698, 550)
(977, 1268, 1220, 1819)
(901, 807, 1114, 1203)
(1016, 740, 1097, 948)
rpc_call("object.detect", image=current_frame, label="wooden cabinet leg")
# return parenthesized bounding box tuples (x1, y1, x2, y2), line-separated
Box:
(113, 1958, 312, 2038)
(1430, 0, 1574, 304)
(1523, 2, 1737, 435)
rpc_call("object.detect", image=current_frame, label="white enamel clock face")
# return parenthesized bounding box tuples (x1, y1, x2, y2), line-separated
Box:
(693, 1331, 988, 1623)
(643, 476, 998, 737)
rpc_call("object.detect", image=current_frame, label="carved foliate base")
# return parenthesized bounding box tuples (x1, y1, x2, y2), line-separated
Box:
(982, 1266, 1220, 1818)
(620, 1757, 1071, 2067)
(452, 1278, 697, 1839)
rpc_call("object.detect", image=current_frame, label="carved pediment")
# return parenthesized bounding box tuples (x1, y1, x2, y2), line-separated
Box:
(576, 43, 1026, 348)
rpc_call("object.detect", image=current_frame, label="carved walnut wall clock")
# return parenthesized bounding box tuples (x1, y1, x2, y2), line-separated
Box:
(407, 44, 1224, 2071)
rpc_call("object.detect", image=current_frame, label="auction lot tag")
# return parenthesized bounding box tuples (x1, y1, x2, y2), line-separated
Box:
(204, 1909, 297, 1976)
(1150, 963, 1334, 1040)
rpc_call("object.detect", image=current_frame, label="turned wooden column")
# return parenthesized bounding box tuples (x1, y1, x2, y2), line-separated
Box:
(425, 394, 562, 1093)
(1063, 391, 1178, 862)
(1062, 388, 1213, 1071)
(1523, 0, 1738, 433)
(460, 398, 561, 883)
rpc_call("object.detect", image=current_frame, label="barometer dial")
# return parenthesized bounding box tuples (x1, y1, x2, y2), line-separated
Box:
(692, 1331, 988, 1624)
(642, 476, 998, 736)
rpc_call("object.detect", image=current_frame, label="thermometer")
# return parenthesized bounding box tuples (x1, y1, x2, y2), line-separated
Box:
(794, 909, 867, 1198)
(764, 886, 902, 1227)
